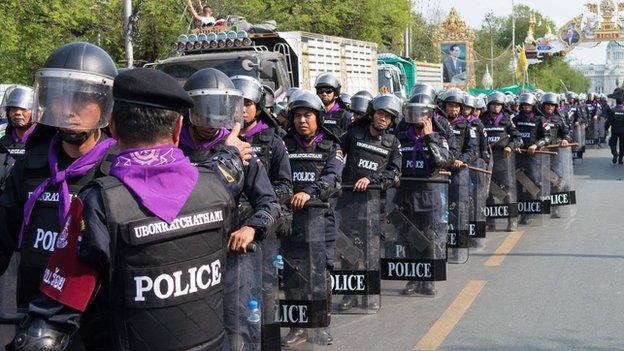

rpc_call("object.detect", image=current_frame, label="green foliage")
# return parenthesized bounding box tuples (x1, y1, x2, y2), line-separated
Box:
(0, 0, 411, 84)
(529, 56, 590, 92)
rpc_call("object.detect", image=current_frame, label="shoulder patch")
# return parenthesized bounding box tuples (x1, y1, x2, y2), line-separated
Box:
(217, 165, 235, 183)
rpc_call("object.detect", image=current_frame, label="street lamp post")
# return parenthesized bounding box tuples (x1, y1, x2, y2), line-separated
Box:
(485, 13, 494, 87)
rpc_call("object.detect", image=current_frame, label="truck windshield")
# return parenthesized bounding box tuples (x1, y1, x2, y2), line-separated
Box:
(157, 58, 279, 90)
(378, 70, 394, 94)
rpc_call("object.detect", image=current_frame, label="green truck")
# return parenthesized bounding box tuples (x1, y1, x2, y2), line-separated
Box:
(377, 53, 442, 100)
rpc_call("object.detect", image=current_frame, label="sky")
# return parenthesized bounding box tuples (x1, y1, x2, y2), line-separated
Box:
(419, 0, 609, 65)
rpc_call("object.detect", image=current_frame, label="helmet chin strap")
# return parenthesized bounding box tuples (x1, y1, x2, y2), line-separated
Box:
(58, 129, 96, 145)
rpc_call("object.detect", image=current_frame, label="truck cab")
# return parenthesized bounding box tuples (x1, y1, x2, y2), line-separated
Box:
(378, 64, 407, 100)
(156, 49, 291, 92)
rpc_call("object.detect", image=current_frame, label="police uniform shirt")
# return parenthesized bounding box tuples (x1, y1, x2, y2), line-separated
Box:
(480, 111, 523, 150)
(339, 124, 402, 188)
(449, 118, 478, 164)
(513, 112, 548, 147)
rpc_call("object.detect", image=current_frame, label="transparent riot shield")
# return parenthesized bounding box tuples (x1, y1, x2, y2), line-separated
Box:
(586, 118, 599, 147)
(225, 243, 263, 351)
(279, 202, 328, 350)
(486, 150, 519, 231)
(550, 147, 577, 218)
(332, 186, 381, 314)
(516, 152, 551, 227)
(447, 168, 470, 264)
(572, 125, 584, 161)
(469, 158, 489, 251)
(0, 254, 19, 345)
(260, 234, 281, 351)
(598, 117, 606, 144)
(381, 177, 449, 297)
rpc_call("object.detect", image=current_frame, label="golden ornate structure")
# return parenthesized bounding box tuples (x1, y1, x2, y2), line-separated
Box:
(432, 8, 476, 89)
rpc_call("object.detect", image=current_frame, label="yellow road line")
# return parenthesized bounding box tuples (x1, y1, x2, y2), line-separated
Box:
(484, 231, 524, 267)
(413, 280, 487, 351)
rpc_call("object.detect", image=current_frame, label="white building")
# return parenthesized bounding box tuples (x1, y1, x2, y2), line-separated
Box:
(574, 41, 624, 94)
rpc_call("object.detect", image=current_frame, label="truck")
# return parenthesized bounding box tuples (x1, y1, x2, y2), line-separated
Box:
(377, 53, 443, 99)
(155, 29, 379, 98)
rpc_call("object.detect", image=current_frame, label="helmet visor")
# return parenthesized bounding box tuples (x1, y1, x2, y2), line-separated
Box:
(33, 70, 113, 130)
(188, 89, 244, 129)
(404, 103, 433, 124)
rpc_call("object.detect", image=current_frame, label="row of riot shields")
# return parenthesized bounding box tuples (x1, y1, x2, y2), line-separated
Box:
(572, 124, 586, 161)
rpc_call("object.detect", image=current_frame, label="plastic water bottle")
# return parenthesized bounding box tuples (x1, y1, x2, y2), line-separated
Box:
(247, 300, 261, 323)
(273, 254, 284, 270)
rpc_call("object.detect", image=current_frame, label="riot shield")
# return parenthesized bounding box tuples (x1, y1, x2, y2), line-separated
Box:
(279, 202, 328, 350)
(332, 186, 381, 314)
(572, 124, 584, 161)
(468, 158, 489, 251)
(447, 167, 470, 264)
(486, 150, 519, 231)
(516, 152, 551, 227)
(381, 177, 449, 297)
(598, 117, 606, 144)
(550, 147, 577, 218)
(0, 254, 19, 345)
(586, 118, 599, 147)
(225, 243, 263, 351)
(260, 234, 281, 351)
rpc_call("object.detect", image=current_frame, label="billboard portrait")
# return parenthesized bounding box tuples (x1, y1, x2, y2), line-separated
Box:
(440, 42, 468, 84)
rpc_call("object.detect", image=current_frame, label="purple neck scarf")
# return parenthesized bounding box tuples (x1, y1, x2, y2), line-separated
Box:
(244, 120, 269, 140)
(451, 114, 466, 126)
(467, 114, 479, 123)
(326, 102, 341, 115)
(406, 127, 429, 175)
(523, 112, 536, 121)
(18, 135, 116, 247)
(294, 132, 325, 149)
(110, 145, 199, 224)
(180, 125, 230, 151)
(489, 112, 504, 126)
(11, 124, 36, 144)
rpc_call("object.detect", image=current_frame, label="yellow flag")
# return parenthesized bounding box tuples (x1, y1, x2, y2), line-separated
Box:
(515, 45, 528, 83)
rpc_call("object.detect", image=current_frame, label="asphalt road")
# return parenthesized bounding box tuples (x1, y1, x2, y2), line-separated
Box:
(321, 146, 624, 351)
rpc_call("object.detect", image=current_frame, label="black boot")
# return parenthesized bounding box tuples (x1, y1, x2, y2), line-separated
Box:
(613, 154, 618, 164)
(506, 218, 518, 232)
(282, 328, 307, 347)
(338, 295, 357, 311)
(415, 281, 437, 296)
(312, 328, 333, 345)
(401, 281, 419, 295)
(619, 157, 623, 165)
(361, 295, 380, 310)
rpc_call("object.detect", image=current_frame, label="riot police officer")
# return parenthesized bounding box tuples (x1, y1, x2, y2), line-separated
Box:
(0, 85, 35, 188)
(349, 90, 374, 126)
(337, 93, 402, 310)
(16, 68, 250, 351)
(281, 91, 343, 346)
(586, 92, 601, 146)
(606, 92, 624, 164)
(315, 73, 350, 137)
(514, 93, 550, 224)
(231, 75, 292, 349)
(440, 88, 478, 168)
(182, 69, 280, 349)
(481, 91, 523, 231)
(393, 90, 453, 296)
(0, 42, 118, 313)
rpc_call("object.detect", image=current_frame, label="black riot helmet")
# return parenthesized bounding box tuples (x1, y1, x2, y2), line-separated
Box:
(288, 90, 325, 125)
(487, 91, 506, 106)
(440, 88, 465, 105)
(371, 93, 403, 120)
(314, 73, 341, 94)
(340, 92, 352, 109)
(541, 92, 560, 106)
(410, 83, 437, 99)
(350, 90, 374, 115)
(518, 93, 537, 106)
(475, 97, 486, 110)
(565, 91, 578, 103)
(463, 94, 477, 109)
(32, 42, 117, 143)
(404, 93, 436, 126)
(230, 75, 265, 108)
(184, 68, 244, 129)
(263, 85, 275, 109)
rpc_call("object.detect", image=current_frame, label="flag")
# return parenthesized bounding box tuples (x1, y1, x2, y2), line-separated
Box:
(515, 45, 528, 83)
